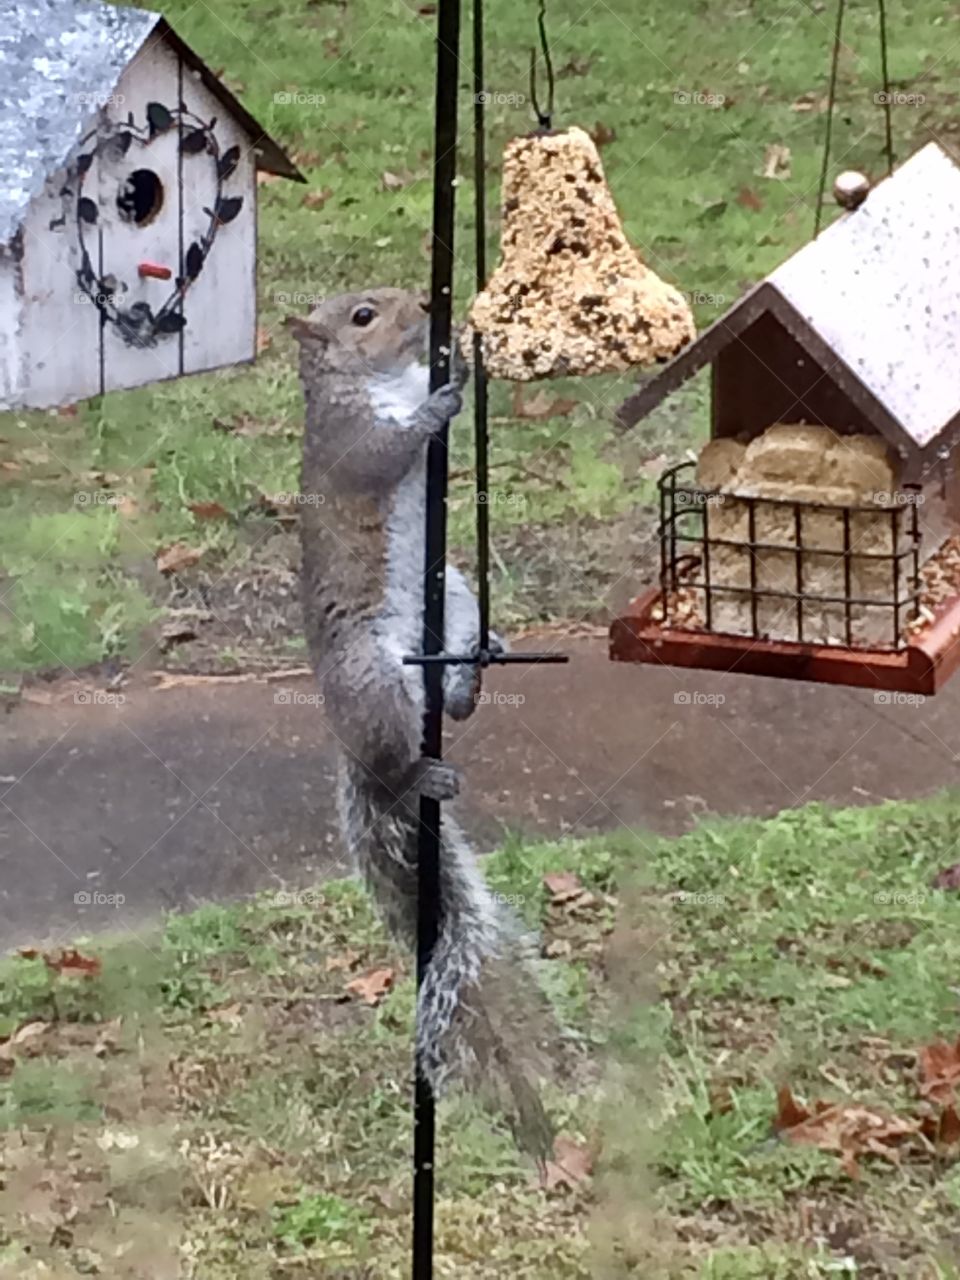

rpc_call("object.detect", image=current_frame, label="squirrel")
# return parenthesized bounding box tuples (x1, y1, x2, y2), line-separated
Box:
(288, 287, 555, 1161)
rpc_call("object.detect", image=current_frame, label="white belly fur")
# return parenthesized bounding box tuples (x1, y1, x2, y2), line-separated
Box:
(378, 448, 428, 709)
(368, 361, 430, 427)
(368, 361, 437, 710)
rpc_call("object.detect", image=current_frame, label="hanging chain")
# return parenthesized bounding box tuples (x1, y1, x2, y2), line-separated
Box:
(814, 0, 895, 236)
(529, 0, 555, 130)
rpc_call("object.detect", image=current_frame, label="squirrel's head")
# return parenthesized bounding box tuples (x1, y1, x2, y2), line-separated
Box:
(285, 287, 430, 377)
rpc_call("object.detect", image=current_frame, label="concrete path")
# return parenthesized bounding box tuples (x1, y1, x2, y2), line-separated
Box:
(2, 636, 957, 948)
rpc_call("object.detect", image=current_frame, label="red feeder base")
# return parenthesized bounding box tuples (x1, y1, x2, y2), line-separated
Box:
(610, 588, 960, 696)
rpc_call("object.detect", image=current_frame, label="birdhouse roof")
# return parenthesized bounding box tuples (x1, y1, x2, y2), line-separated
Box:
(0, 0, 303, 246)
(617, 142, 960, 463)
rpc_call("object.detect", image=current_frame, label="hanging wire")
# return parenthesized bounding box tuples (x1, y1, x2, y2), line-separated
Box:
(877, 0, 894, 175)
(529, 0, 555, 130)
(813, 0, 846, 237)
(814, 0, 896, 235)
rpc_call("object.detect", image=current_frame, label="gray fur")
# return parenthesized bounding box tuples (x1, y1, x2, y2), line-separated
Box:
(290, 288, 553, 1158)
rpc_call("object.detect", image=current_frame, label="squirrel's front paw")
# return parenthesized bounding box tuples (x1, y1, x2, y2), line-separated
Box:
(405, 757, 461, 803)
(420, 383, 462, 432)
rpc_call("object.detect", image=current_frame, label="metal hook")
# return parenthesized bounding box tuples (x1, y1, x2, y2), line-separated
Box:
(529, 0, 555, 130)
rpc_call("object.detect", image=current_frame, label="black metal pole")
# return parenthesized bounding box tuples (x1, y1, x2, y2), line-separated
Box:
(472, 0, 490, 653)
(413, 0, 461, 1276)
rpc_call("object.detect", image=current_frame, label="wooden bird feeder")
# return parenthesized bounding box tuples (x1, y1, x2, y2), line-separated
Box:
(0, 0, 303, 410)
(612, 142, 960, 695)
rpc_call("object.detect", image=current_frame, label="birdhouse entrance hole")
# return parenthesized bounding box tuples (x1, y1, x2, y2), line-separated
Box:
(116, 169, 164, 226)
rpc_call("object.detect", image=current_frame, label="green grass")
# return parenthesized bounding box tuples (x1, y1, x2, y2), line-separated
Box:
(3, 0, 954, 673)
(5, 794, 960, 1274)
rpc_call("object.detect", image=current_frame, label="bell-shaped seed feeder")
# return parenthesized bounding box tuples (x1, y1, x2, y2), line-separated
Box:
(467, 126, 695, 381)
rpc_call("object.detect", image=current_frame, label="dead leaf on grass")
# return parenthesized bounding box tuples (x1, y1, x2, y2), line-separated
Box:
(325, 948, 361, 973)
(187, 500, 229, 521)
(345, 966, 395, 1005)
(93, 1017, 123, 1058)
(156, 542, 203, 575)
(921, 1104, 960, 1148)
(381, 170, 418, 193)
(775, 1085, 921, 1178)
(292, 149, 323, 169)
(207, 1002, 245, 1028)
(540, 1134, 593, 1192)
(302, 187, 334, 210)
(791, 92, 825, 113)
(0, 1020, 49, 1064)
(512, 386, 578, 420)
(48, 947, 102, 976)
(932, 862, 960, 890)
(543, 870, 584, 900)
(557, 55, 593, 78)
(918, 1035, 960, 1105)
(736, 186, 763, 212)
(760, 143, 792, 180)
(589, 122, 617, 148)
(543, 938, 573, 960)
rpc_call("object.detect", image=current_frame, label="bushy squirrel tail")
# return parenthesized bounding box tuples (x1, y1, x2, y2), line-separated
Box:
(350, 774, 555, 1161)
(417, 820, 557, 1162)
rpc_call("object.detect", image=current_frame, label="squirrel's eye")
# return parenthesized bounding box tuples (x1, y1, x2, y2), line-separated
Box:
(351, 306, 376, 327)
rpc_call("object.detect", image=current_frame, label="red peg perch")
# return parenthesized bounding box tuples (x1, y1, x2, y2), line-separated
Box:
(138, 261, 172, 280)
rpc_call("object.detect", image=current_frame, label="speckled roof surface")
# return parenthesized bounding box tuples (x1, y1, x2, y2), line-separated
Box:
(618, 142, 960, 453)
(0, 0, 304, 247)
(770, 142, 960, 449)
(0, 0, 160, 245)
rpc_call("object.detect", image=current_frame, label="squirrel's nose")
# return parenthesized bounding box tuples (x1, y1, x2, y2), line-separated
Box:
(419, 294, 431, 314)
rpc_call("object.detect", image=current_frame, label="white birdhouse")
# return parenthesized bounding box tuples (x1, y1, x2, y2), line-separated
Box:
(0, 0, 303, 410)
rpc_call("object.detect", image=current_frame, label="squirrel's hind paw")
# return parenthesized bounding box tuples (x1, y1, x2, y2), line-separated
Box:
(404, 757, 461, 803)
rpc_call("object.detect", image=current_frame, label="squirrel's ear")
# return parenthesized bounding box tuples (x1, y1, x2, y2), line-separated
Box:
(285, 314, 322, 344)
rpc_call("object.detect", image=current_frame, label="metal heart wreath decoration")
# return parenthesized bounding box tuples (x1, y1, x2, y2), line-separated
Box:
(67, 102, 244, 349)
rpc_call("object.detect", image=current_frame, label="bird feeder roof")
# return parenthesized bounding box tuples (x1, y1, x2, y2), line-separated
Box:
(617, 142, 960, 464)
(0, 0, 303, 246)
